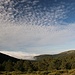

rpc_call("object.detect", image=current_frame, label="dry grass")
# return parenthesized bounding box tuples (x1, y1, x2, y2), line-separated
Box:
(0, 69, 75, 75)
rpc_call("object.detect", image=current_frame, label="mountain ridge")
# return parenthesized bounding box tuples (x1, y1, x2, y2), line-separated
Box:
(0, 50, 75, 62)
(0, 52, 19, 63)
(34, 50, 75, 60)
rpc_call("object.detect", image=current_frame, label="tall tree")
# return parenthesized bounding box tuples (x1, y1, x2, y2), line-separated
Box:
(14, 60, 24, 71)
(5, 60, 13, 71)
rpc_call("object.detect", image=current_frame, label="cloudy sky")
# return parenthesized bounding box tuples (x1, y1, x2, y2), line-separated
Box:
(0, 0, 75, 59)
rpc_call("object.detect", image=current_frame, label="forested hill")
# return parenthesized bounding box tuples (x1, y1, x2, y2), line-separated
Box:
(0, 50, 75, 71)
(0, 50, 75, 62)
(0, 50, 75, 61)
(35, 50, 75, 60)
(0, 52, 19, 63)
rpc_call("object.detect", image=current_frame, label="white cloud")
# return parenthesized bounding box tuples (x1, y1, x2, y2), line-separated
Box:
(0, 0, 75, 55)
(0, 22, 75, 51)
(0, 50, 38, 60)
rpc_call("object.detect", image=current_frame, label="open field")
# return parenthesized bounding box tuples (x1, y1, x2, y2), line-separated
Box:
(0, 69, 75, 75)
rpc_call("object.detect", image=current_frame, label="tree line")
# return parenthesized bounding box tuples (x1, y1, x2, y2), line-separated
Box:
(0, 54, 75, 72)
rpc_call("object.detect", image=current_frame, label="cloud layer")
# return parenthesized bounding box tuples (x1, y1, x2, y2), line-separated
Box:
(0, 0, 75, 59)
(0, 21, 75, 52)
(0, 50, 38, 60)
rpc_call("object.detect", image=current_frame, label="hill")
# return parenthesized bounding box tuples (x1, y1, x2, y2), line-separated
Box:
(0, 50, 75, 72)
(59, 50, 75, 55)
(0, 50, 75, 62)
(35, 50, 75, 60)
(0, 52, 19, 63)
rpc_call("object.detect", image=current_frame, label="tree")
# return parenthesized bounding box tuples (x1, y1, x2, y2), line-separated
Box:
(14, 60, 24, 71)
(65, 62, 71, 69)
(48, 60, 56, 70)
(37, 60, 48, 71)
(0, 64, 3, 71)
(23, 61, 33, 72)
(5, 60, 13, 71)
(71, 63, 75, 69)
(48, 59, 62, 70)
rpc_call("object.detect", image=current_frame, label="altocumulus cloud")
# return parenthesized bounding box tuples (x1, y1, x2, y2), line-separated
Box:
(0, 20, 75, 55)
(0, 0, 75, 59)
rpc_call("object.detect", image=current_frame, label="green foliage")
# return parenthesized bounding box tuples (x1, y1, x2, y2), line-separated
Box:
(37, 61, 48, 71)
(1, 50, 75, 72)
(65, 62, 71, 69)
(71, 63, 75, 69)
(5, 60, 13, 71)
(14, 60, 24, 71)
(23, 61, 34, 72)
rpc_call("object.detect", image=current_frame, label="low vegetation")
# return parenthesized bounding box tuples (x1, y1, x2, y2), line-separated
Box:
(0, 69, 75, 75)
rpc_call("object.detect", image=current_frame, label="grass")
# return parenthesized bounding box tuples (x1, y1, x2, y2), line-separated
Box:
(0, 69, 75, 75)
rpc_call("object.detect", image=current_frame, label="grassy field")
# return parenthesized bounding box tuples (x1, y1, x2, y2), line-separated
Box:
(0, 69, 75, 75)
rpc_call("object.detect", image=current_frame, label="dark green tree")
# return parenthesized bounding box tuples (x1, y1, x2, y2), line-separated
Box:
(0, 64, 3, 71)
(14, 60, 24, 71)
(37, 60, 48, 71)
(5, 60, 13, 71)
(23, 61, 33, 72)
(65, 62, 71, 69)
(71, 63, 75, 69)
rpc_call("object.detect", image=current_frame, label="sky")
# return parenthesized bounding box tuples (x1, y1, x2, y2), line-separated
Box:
(0, 0, 75, 59)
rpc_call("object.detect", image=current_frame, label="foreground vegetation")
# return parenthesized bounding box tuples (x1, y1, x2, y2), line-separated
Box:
(0, 69, 75, 75)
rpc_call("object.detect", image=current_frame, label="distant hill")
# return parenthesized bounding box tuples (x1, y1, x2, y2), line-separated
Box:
(0, 52, 19, 63)
(0, 50, 75, 62)
(59, 50, 75, 55)
(35, 50, 75, 60)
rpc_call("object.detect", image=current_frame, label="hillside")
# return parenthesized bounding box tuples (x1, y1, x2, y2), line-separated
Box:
(0, 50, 75, 62)
(0, 52, 19, 63)
(59, 50, 75, 55)
(0, 50, 75, 72)
(35, 50, 75, 60)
